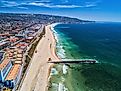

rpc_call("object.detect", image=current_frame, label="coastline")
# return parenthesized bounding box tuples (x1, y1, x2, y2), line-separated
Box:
(47, 23, 71, 91)
(49, 23, 62, 59)
(47, 23, 61, 90)
(48, 23, 61, 60)
(20, 24, 60, 91)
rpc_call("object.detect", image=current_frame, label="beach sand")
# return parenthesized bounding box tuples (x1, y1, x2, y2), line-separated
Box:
(20, 25, 59, 91)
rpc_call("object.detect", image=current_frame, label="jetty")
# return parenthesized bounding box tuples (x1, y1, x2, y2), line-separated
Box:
(48, 59, 98, 64)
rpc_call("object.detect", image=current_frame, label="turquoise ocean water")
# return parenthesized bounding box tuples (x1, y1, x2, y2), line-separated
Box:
(48, 22, 121, 91)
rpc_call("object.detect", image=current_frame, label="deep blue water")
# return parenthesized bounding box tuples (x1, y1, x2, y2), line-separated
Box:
(55, 22, 121, 67)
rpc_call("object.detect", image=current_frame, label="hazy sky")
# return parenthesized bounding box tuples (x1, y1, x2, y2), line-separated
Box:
(0, 0, 121, 22)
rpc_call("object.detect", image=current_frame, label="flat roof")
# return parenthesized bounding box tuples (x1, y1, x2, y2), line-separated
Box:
(27, 37, 33, 40)
(0, 58, 10, 70)
(16, 58, 22, 61)
(16, 49, 23, 53)
(14, 61, 22, 64)
(5, 64, 21, 80)
(17, 54, 23, 58)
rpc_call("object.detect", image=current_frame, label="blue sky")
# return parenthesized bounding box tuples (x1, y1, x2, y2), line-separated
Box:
(0, 0, 121, 22)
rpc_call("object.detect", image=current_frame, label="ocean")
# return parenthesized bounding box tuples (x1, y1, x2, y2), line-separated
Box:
(48, 22, 121, 91)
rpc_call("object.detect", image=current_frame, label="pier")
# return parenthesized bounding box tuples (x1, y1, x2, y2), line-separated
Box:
(48, 59, 98, 64)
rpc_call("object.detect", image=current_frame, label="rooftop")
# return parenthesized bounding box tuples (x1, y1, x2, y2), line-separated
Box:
(0, 58, 10, 70)
(14, 61, 22, 64)
(0, 51, 5, 63)
(17, 54, 23, 58)
(16, 58, 22, 61)
(16, 42, 28, 48)
(5, 64, 21, 80)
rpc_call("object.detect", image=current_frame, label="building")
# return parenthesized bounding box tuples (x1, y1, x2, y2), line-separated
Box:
(0, 41, 11, 50)
(26, 37, 34, 43)
(0, 51, 5, 63)
(5, 48, 23, 65)
(4, 64, 22, 89)
(16, 42, 28, 52)
(15, 34, 24, 39)
(0, 58, 12, 82)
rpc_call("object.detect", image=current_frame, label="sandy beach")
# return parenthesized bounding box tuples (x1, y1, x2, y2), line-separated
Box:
(20, 24, 59, 91)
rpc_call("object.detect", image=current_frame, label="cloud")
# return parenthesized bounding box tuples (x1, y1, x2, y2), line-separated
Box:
(85, 4, 96, 7)
(0, 0, 99, 9)
(34, 0, 52, 3)
(29, 2, 83, 8)
(0, 0, 28, 9)
(84, 0, 101, 7)
(1, 1, 19, 7)
(17, 7, 28, 9)
(28, 2, 97, 8)
(53, 5, 82, 8)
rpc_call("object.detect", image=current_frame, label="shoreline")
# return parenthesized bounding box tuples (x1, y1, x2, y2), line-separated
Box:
(46, 23, 61, 90)
(47, 23, 70, 91)
(49, 23, 61, 59)
(20, 24, 60, 91)
(48, 24, 61, 60)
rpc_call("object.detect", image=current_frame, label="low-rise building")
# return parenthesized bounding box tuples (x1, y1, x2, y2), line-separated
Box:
(16, 42, 28, 52)
(0, 58, 12, 82)
(26, 37, 34, 43)
(4, 64, 22, 89)
(0, 41, 11, 50)
(0, 51, 5, 63)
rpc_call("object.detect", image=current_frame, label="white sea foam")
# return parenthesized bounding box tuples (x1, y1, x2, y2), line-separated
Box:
(51, 83, 58, 91)
(63, 64, 68, 74)
(58, 83, 64, 91)
(50, 23, 66, 59)
(56, 43, 66, 59)
(54, 33, 59, 43)
(50, 68, 58, 76)
(50, 23, 60, 43)
(57, 45, 66, 59)
(58, 83, 68, 91)
(51, 23, 61, 28)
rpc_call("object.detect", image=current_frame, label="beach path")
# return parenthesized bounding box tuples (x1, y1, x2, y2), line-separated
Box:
(20, 25, 58, 91)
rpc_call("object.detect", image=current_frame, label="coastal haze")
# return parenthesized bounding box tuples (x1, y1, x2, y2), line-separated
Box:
(0, 0, 121, 91)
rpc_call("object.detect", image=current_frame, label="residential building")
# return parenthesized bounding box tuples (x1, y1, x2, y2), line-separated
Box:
(0, 58, 12, 82)
(4, 64, 22, 89)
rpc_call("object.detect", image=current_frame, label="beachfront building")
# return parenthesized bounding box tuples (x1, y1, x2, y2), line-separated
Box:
(0, 58, 12, 82)
(4, 64, 22, 89)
